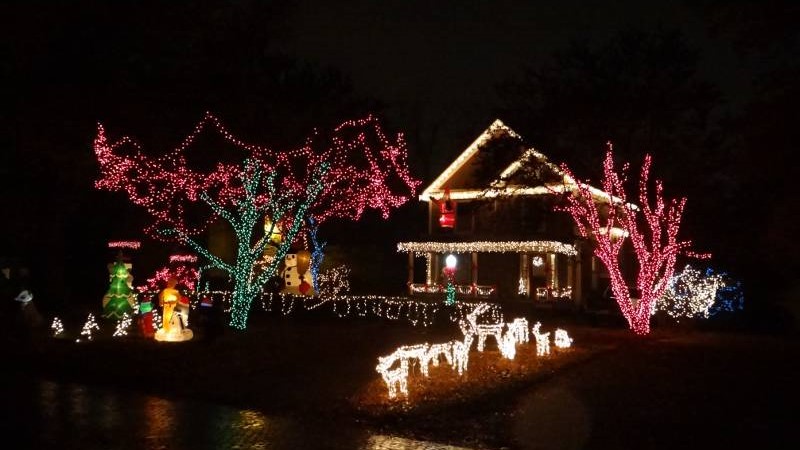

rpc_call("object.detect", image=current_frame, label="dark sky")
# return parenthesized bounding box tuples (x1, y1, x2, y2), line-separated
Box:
(270, 0, 755, 173)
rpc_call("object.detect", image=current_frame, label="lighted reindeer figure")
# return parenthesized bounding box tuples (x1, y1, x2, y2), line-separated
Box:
(375, 343, 429, 398)
(375, 355, 410, 399)
(499, 330, 518, 359)
(532, 321, 551, 356)
(507, 318, 529, 344)
(422, 342, 454, 375)
(451, 338, 470, 375)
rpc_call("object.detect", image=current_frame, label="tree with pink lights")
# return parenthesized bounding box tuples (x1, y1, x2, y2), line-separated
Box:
(558, 144, 705, 335)
(94, 113, 419, 329)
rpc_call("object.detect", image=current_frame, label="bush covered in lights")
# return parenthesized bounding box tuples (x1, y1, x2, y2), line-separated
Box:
(655, 265, 744, 320)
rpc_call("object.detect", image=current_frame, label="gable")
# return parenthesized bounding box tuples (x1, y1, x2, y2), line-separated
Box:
(421, 119, 627, 206)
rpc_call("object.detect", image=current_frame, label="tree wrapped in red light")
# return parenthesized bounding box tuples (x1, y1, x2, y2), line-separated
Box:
(558, 144, 706, 335)
(94, 113, 419, 329)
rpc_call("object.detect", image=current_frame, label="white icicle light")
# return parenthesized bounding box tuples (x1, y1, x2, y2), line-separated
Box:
(554, 329, 573, 348)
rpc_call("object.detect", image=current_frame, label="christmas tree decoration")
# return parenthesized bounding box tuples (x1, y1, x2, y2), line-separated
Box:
(554, 329, 573, 348)
(50, 317, 64, 337)
(113, 313, 133, 337)
(556, 144, 707, 335)
(77, 314, 99, 342)
(94, 113, 419, 329)
(102, 261, 136, 319)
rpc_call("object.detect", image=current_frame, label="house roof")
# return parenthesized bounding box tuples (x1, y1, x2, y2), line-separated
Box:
(419, 119, 628, 206)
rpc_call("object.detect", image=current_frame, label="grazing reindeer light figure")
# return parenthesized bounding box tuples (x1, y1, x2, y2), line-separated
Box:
(532, 322, 551, 356)
(376, 355, 410, 399)
(507, 318, 529, 344)
(499, 329, 518, 359)
(451, 339, 470, 375)
(554, 329, 573, 348)
(424, 342, 454, 374)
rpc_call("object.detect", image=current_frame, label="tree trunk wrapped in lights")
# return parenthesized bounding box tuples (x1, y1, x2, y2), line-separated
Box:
(557, 144, 706, 335)
(93, 113, 419, 329)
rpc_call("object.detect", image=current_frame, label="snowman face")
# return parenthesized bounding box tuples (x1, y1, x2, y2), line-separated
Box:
(285, 254, 297, 268)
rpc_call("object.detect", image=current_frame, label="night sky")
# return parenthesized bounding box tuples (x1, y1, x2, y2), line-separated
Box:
(1, 1, 798, 312)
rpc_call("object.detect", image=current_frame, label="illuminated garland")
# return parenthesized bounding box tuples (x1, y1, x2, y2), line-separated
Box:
(139, 262, 200, 293)
(397, 241, 577, 256)
(556, 144, 706, 335)
(94, 114, 419, 329)
(108, 241, 141, 250)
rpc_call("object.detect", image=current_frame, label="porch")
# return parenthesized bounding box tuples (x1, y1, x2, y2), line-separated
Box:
(397, 240, 583, 303)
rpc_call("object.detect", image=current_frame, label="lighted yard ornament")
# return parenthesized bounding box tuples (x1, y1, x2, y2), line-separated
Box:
(94, 113, 419, 329)
(113, 313, 133, 337)
(155, 278, 194, 342)
(50, 317, 64, 337)
(532, 322, 551, 356)
(555, 144, 707, 335)
(159, 278, 180, 332)
(295, 249, 314, 295)
(431, 187, 456, 229)
(443, 254, 457, 305)
(655, 265, 726, 320)
(554, 329, 573, 348)
(138, 297, 156, 338)
(281, 254, 302, 295)
(77, 313, 99, 342)
(102, 261, 136, 319)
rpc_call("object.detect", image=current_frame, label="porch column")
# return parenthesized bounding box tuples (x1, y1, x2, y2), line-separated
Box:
(519, 252, 530, 297)
(471, 252, 478, 297)
(407, 252, 415, 295)
(549, 253, 559, 290)
(425, 252, 434, 285)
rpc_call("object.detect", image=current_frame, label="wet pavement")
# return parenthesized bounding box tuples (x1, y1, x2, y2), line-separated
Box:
(0, 375, 474, 450)
(511, 334, 800, 450)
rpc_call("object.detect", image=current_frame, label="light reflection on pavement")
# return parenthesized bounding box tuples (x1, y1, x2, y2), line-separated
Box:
(0, 377, 474, 450)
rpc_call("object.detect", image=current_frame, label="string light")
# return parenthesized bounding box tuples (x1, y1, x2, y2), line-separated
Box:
(108, 241, 141, 250)
(554, 329, 573, 348)
(655, 265, 725, 320)
(556, 144, 707, 335)
(50, 317, 64, 337)
(94, 113, 419, 330)
(397, 241, 577, 256)
(169, 254, 198, 263)
(112, 313, 133, 337)
(532, 322, 551, 356)
(77, 314, 99, 342)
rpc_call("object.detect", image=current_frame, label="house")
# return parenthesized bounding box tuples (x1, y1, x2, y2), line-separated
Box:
(398, 120, 626, 309)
